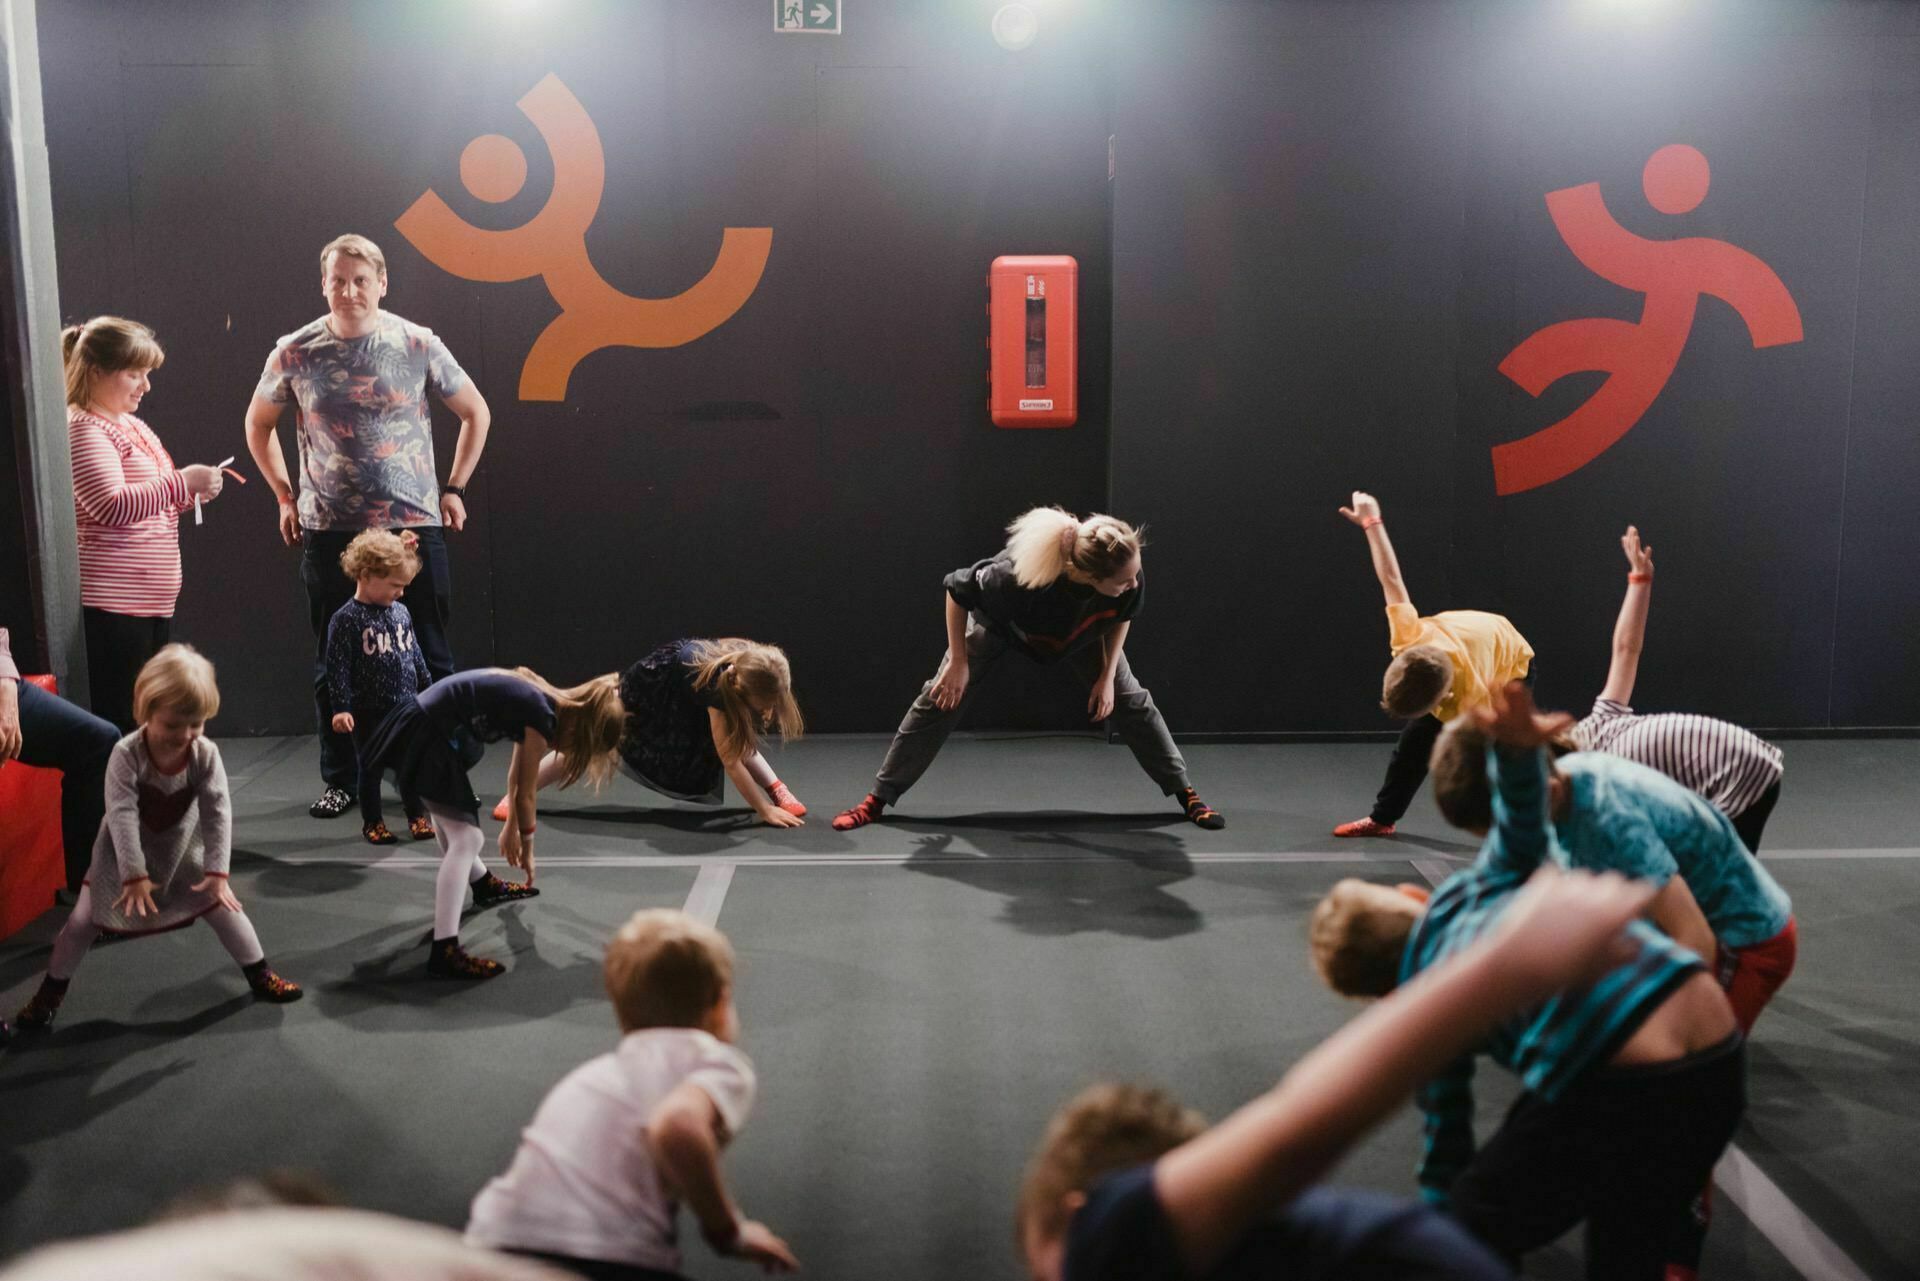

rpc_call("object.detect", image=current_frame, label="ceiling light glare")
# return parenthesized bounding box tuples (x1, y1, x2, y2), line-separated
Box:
(992, 3, 1039, 52)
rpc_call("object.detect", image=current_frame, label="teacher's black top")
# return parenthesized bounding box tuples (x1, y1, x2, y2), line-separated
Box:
(943, 554, 1144, 664)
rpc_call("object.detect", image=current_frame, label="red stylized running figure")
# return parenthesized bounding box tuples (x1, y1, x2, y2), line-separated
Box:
(1493, 144, 1803, 495)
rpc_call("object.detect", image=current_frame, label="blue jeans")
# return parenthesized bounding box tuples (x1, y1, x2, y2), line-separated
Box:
(11, 679, 119, 888)
(302, 527, 455, 790)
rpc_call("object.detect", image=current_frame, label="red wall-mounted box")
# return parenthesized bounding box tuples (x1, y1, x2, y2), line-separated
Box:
(989, 255, 1077, 428)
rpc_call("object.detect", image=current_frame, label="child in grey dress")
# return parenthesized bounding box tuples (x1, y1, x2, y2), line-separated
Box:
(12, 645, 300, 1031)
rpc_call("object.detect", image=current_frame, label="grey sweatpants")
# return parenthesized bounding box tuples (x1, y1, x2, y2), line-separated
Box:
(872, 614, 1191, 804)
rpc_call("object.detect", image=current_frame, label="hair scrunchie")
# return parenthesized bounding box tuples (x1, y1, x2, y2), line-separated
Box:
(1057, 521, 1079, 559)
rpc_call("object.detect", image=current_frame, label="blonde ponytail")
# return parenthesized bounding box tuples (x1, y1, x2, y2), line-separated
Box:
(1004, 506, 1144, 588)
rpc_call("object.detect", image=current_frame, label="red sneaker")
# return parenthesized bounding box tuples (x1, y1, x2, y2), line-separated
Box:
(766, 780, 807, 817)
(1333, 817, 1396, 838)
(831, 795, 886, 831)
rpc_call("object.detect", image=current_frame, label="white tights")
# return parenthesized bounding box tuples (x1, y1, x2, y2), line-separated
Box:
(425, 800, 491, 940)
(48, 885, 265, 981)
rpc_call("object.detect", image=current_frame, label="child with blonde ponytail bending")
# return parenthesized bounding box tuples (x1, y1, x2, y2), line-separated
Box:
(359, 666, 626, 978)
(492, 637, 808, 828)
(832, 506, 1224, 831)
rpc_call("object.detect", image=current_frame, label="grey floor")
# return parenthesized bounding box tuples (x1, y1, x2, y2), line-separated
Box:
(1, 733, 1916, 1279)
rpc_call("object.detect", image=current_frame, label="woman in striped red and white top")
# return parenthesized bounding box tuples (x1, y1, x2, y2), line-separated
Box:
(1568, 526, 1785, 851)
(65, 317, 225, 731)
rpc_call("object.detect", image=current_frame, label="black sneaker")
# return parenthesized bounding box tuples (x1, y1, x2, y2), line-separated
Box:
(309, 787, 356, 818)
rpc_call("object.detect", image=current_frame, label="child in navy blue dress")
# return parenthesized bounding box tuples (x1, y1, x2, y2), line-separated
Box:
(492, 638, 808, 829)
(325, 530, 434, 845)
(362, 666, 626, 978)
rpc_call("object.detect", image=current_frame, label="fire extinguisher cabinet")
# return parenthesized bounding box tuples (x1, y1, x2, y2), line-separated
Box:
(988, 255, 1077, 428)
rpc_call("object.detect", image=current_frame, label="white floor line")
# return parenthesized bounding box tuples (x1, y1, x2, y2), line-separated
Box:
(1713, 1146, 1873, 1281)
(277, 849, 1465, 870)
(1402, 863, 1864, 1281)
(682, 863, 735, 928)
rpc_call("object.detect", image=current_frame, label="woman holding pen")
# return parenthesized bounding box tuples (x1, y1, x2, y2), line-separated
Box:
(63, 317, 230, 731)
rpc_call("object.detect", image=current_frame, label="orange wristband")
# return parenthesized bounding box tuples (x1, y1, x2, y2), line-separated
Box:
(1361, 516, 1383, 530)
(1628, 572, 1652, 583)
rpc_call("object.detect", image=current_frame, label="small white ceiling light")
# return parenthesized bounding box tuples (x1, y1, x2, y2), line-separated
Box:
(992, 3, 1039, 52)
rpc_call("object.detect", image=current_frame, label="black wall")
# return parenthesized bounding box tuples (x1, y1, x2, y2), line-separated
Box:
(28, 0, 1920, 733)
(1112, 0, 1920, 731)
(38, 0, 1112, 734)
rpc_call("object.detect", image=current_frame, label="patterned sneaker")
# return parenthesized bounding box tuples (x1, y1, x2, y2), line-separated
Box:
(244, 963, 304, 1003)
(1178, 788, 1226, 830)
(362, 821, 398, 846)
(490, 796, 511, 822)
(471, 873, 540, 909)
(309, 787, 356, 819)
(831, 794, 886, 831)
(1333, 816, 1397, 838)
(766, 780, 807, 817)
(408, 815, 436, 841)
(428, 939, 505, 980)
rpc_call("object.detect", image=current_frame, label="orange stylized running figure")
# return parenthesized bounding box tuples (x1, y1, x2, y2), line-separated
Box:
(395, 74, 772, 402)
(1493, 144, 1802, 495)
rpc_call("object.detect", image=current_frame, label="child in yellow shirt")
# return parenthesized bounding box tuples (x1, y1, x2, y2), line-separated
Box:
(1333, 492, 1533, 838)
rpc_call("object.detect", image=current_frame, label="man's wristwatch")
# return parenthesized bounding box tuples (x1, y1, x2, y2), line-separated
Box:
(442, 483, 467, 498)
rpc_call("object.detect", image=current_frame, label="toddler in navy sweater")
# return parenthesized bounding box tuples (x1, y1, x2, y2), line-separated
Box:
(326, 530, 435, 844)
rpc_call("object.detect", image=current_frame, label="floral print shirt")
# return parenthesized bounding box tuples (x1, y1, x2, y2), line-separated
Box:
(255, 312, 467, 530)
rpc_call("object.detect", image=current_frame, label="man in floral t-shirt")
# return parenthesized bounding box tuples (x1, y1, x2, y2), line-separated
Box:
(244, 234, 493, 818)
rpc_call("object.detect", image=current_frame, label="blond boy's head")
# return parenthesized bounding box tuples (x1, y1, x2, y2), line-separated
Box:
(1309, 879, 1423, 999)
(1016, 1083, 1205, 1277)
(604, 909, 735, 1035)
(1381, 645, 1453, 719)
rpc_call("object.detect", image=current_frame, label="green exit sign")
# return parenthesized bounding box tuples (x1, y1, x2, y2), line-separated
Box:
(775, 0, 841, 34)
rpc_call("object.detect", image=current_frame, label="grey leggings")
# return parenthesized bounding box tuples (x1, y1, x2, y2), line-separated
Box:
(872, 615, 1191, 804)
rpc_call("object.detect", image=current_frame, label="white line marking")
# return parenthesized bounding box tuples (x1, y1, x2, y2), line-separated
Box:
(1713, 1146, 1873, 1281)
(1407, 857, 1460, 887)
(271, 849, 1466, 870)
(683, 863, 735, 928)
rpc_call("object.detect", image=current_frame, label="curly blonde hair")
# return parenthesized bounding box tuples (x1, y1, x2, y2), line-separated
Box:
(1309, 880, 1419, 999)
(337, 529, 420, 582)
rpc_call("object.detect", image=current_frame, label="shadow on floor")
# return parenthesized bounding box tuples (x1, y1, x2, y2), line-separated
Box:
(902, 828, 1203, 940)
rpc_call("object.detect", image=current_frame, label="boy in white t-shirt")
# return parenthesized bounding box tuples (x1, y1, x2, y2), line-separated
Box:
(466, 910, 798, 1280)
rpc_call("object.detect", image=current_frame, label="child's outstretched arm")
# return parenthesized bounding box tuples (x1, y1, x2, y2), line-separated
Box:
(713, 708, 802, 828)
(1153, 867, 1656, 1274)
(498, 730, 546, 884)
(1598, 525, 1654, 705)
(648, 1082, 800, 1273)
(1337, 491, 1411, 609)
(1471, 681, 1575, 875)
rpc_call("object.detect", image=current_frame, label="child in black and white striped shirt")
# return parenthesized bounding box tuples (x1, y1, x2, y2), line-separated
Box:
(1568, 526, 1784, 851)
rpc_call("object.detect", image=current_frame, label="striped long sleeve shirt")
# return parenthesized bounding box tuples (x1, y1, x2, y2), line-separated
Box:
(68, 407, 190, 617)
(1408, 743, 1704, 1206)
(1571, 697, 1782, 819)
